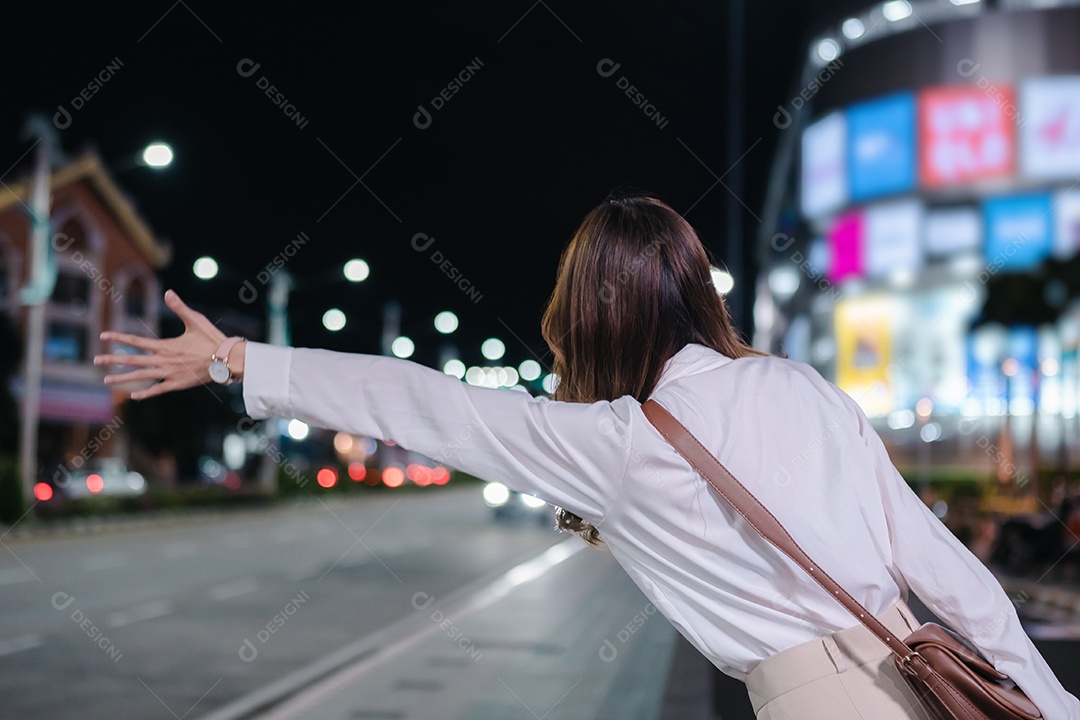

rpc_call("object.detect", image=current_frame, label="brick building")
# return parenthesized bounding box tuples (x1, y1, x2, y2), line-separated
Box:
(0, 151, 169, 478)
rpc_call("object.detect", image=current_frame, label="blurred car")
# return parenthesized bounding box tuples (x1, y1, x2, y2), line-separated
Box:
(482, 482, 553, 525)
(43, 458, 148, 501)
(197, 455, 242, 489)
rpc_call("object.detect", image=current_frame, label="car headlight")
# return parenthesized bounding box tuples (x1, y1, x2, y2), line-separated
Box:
(126, 472, 146, 491)
(521, 494, 547, 509)
(482, 482, 511, 508)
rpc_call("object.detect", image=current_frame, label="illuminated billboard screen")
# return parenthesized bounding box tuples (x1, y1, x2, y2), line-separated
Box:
(778, 5, 1080, 420)
(1054, 189, 1080, 259)
(826, 210, 863, 284)
(983, 193, 1053, 271)
(924, 206, 981, 257)
(800, 112, 848, 219)
(863, 199, 923, 279)
(918, 85, 1015, 187)
(1020, 76, 1080, 181)
(847, 92, 917, 202)
(835, 294, 894, 417)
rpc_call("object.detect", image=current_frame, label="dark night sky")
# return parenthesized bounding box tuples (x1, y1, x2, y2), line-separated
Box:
(1, 0, 861, 373)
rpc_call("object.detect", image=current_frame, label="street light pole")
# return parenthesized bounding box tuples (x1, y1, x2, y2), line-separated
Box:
(381, 302, 401, 356)
(17, 116, 59, 505)
(256, 269, 293, 496)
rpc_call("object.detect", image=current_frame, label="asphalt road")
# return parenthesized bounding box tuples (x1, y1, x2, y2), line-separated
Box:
(2, 486, 1078, 720)
(0, 487, 613, 720)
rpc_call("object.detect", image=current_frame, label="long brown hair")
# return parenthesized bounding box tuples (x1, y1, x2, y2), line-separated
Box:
(541, 190, 765, 545)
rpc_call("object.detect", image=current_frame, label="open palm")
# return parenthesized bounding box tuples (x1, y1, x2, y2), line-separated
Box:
(94, 290, 227, 400)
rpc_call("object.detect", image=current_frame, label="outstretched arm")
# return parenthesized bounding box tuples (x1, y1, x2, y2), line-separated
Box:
(95, 291, 635, 525)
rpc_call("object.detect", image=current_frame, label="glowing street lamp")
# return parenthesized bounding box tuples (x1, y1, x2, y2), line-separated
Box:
(141, 142, 174, 169)
(391, 336, 415, 358)
(443, 358, 466, 378)
(518, 359, 542, 382)
(434, 311, 458, 334)
(344, 259, 370, 282)
(193, 256, 219, 280)
(323, 309, 347, 332)
(481, 338, 505, 361)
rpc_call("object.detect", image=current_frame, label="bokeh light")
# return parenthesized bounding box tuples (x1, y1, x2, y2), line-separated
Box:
(481, 338, 505, 360)
(344, 259, 370, 282)
(383, 467, 405, 488)
(518, 359, 542, 382)
(316, 467, 338, 488)
(86, 474, 104, 494)
(443, 359, 466, 379)
(193, 256, 218, 280)
(322, 309, 346, 332)
(434, 311, 459, 334)
(287, 419, 309, 440)
(391, 336, 415, 358)
(141, 142, 174, 168)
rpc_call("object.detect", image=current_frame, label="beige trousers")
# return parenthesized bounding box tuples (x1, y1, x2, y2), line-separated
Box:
(745, 600, 936, 720)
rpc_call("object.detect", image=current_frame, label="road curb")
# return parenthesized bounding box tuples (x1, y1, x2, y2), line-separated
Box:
(1, 505, 275, 541)
(1, 492, 467, 542)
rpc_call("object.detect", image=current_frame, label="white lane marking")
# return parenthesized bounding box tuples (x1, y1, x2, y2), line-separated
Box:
(258, 539, 585, 720)
(0, 634, 43, 657)
(210, 578, 259, 601)
(162, 542, 198, 559)
(0, 567, 36, 586)
(83, 553, 128, 571)
(106, 601, 173, 628)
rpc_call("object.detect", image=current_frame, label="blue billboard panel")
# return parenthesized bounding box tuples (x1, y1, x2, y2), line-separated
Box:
(966, 328, 1006, 405)
(847, 92, 917, 201)
(983, 194, 1054, 271)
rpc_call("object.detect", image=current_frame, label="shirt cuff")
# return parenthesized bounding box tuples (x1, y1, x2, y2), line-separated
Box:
(241, 342, 294, 420)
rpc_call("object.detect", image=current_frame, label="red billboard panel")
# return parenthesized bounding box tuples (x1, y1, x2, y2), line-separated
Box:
(919, 86, 1016, 188)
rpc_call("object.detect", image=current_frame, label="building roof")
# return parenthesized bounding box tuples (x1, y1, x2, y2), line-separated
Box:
(0, 152, 171, 268)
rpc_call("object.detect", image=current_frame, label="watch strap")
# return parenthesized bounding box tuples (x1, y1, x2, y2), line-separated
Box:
(213, 336, 244, 384)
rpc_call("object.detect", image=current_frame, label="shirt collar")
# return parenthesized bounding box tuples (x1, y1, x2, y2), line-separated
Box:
(652, 343, 734, 394)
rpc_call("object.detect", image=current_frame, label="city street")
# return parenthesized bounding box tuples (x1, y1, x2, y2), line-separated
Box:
(0, 487, 687, 720)
(2, 486, 1080, 719)
(6, 1, 1080, 718)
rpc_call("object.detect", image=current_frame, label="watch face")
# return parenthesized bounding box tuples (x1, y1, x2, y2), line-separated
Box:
(209, 359, 230, 384)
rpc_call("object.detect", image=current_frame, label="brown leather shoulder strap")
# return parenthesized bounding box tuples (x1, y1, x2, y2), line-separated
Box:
(641, 399, 914, 661)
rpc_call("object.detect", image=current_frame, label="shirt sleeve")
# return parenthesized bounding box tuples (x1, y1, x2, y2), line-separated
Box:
(240, 342, 635, 525)
(835, 387, 1080, 720)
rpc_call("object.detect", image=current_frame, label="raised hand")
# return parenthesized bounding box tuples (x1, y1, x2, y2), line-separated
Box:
(94, 290, 229, 400)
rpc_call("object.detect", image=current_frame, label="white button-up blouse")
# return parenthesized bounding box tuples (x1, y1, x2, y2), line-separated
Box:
(242, 340, 1079, 719)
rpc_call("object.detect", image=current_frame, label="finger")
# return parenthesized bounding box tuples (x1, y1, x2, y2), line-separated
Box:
(99, 331, 161, 352)
(104, 368, 165, 385)
(94, 353, 157, 367)
(131, 380, 180, 401)
(164, 289, 207, 328)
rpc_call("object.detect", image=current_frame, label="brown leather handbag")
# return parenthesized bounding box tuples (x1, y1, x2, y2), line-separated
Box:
(642, 400, 1043, 720)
